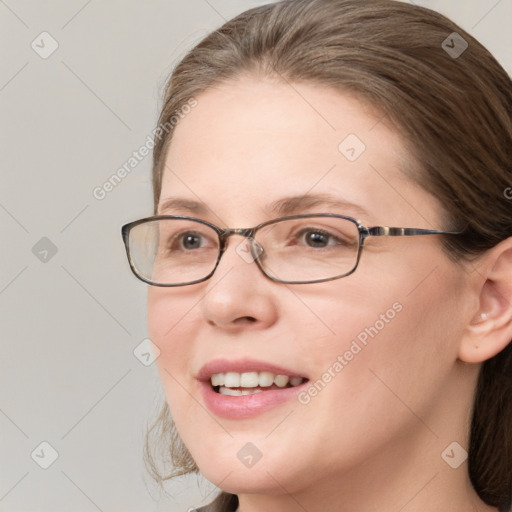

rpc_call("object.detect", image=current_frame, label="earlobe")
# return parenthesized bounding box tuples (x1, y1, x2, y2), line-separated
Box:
(458, 241, 512, 364)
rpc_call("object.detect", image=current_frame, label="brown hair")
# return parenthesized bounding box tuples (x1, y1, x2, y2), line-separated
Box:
(146, 1, 512, 509)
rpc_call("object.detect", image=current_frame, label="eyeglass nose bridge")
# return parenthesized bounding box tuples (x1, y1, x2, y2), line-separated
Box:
(220, 227, 255, 239)
(217, 227, 264, 261)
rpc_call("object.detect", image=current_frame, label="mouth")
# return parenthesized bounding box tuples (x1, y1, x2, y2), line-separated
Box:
(197, 359, 310, 418)
(210, 371, 308, 396)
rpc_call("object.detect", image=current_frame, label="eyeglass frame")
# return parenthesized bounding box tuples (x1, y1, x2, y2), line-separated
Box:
(121, 213, 463, 287)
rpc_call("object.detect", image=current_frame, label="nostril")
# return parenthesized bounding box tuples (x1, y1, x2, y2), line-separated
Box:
(235, 316, 257, 324)
(207, 316, 256, 327)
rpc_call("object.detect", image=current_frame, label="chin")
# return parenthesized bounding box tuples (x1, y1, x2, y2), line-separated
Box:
(198, 460, 296, 495)
(187, 433, 322, 496)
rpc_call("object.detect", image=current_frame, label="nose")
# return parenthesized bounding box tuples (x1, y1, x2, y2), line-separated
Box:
(199, 236, 278, 331)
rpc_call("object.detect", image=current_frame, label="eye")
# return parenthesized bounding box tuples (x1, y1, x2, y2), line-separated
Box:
(297, 228, 343, 248)
(180, 232, 203, 250)
(168, 230, 213, 251)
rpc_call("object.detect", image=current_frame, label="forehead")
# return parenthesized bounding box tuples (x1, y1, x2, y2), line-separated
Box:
(159, 76, 440, 228)
(165, 76, 398, 171)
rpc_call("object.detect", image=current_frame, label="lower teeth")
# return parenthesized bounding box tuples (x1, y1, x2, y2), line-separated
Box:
(215, 382, 305, 396)
(217, 386, 264, 396)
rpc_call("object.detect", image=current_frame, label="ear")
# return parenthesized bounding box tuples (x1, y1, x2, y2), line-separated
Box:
(458, 238, 512, 363)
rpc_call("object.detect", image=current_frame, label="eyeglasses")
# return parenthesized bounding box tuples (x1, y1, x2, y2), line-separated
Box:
(121, 214, 462, 286)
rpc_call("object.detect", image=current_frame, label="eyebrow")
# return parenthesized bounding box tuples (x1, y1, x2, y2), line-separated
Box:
(157, 193, 369, 219)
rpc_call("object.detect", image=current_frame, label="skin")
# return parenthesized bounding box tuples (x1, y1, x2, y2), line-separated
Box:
(147, 75, 511, 512)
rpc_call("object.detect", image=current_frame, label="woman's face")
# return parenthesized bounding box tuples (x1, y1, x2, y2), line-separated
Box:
(147, 77, 473, 495)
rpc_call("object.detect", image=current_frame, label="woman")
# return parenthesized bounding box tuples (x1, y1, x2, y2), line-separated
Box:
(121, 1, 512, 510)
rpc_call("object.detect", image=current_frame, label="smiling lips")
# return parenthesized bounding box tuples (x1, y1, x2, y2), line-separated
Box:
(197, 359, 310, 418)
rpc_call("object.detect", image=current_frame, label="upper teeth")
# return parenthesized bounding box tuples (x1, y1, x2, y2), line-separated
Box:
(210, 371, 304, 388)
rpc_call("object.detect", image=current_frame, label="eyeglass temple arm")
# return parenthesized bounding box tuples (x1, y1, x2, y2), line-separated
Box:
(366, 226, 462, 237)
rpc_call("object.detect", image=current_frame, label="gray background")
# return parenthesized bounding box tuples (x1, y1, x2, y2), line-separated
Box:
(1, 1, 511, 511)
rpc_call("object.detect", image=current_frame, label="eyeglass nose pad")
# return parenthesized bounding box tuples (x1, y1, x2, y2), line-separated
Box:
(234, 236, 264, 264)
(251, 239, 264, 260)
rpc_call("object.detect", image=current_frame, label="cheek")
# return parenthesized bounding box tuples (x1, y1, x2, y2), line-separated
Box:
(147, 286, 205, 348)
(299, 264, 464, 442)
(147, 289, 237, 475)
(147, 289, 201, 407)
(148, 289, 185, 356)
